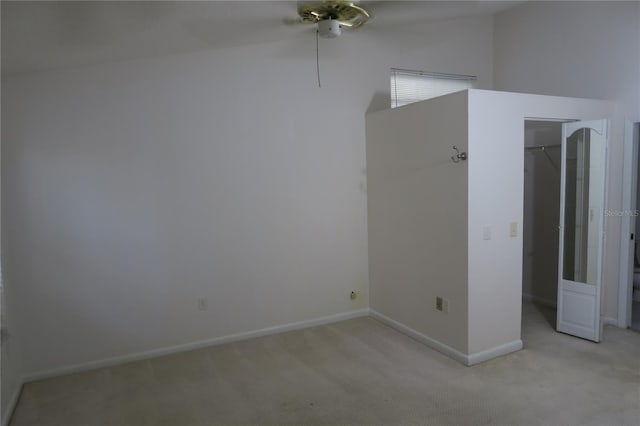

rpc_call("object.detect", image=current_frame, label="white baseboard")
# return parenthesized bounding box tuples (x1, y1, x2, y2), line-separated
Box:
(467, 339, 523, 365)
(601, 316, 618, 327)
(369, 310, 470, 365)
(2, 383, 23, 426)
(8, 307, 526, 424)
(522, 293, 557, 308)
(370, 309, 522, 366)
(22, 308, 370, 383)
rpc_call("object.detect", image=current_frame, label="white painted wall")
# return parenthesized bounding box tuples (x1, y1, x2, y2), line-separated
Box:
(1, 13, 494, 414)
(366, 91, 469, 354)
(366, 90, 612, 362)
(494, 0, 640, 319)
(467, 90, 614, 354)
(0, 288, 21, 426)
(523, 121, 562, 306)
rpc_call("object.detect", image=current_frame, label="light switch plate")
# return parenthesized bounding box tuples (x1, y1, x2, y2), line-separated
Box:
(509, 222, 518, 237)
(483, 226, 491, 240)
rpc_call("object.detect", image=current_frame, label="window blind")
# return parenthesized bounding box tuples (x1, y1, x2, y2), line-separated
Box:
(390, 68, 477, 108)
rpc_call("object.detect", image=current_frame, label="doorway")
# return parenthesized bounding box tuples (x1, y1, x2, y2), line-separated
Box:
(522, 120, 563, 327)
(619, 120, 640, 331)
(629, 123, 640, 331)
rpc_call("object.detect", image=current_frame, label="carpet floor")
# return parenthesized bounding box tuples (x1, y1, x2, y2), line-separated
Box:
(9, 303, 640, 426)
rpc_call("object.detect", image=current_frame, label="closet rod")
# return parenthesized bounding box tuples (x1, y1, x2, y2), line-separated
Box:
(525, 144, 561, 151)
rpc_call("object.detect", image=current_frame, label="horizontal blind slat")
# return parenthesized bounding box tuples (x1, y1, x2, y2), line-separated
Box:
(391, 69, 477, 108)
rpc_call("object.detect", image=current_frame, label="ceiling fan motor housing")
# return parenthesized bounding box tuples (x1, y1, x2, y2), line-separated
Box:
(318, 19, 341, 38)
(296, 1, 370, 32)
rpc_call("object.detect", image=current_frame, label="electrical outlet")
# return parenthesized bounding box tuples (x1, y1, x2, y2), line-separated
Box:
(350, 291, 357, 300)
(197, 298, 208, 311)
(436, 297, 443, 311)
(442, 299, 450, 313)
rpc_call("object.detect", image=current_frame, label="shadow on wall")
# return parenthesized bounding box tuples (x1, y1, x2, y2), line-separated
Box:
(367, 91, 391, 114)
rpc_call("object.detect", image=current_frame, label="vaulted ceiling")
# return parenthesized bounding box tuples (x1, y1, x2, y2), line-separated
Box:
(1, 1, 522, 75)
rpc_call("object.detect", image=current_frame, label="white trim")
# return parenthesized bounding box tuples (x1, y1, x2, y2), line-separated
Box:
(619, 118, 640, 328)
(2, 383, 22, 426)
(369, 310, 469, 365)
(22, 309, 370, 383)
(467, 339, 523, 366)
(602, 120, 611, 339)
(6, 307, 526, 424)
(522, 293, 557, 309)
(602, 316, 618, 327)
(369, 309, 522, 366)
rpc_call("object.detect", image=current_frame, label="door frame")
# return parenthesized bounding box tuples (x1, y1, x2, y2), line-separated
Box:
(522, 118, 569, 309)
(618, 118, 640, 328)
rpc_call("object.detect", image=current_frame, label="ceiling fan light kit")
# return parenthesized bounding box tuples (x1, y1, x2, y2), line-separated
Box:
(291, 1, 372, 87)
(317, 19, 342, 38)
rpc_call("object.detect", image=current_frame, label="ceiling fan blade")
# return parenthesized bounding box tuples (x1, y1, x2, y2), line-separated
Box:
(283, 17, 305, 25)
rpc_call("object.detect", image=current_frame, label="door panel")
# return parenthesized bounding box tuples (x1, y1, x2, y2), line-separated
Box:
(557, 120, 608, 342)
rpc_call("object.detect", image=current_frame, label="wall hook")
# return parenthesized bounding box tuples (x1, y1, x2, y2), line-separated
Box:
(451, 145, 467, 163)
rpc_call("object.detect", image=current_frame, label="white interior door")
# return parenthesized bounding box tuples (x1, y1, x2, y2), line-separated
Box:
(557, 120, 608, 342)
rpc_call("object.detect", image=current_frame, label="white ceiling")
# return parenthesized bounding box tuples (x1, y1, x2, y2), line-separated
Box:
(1, 1, 523, 75)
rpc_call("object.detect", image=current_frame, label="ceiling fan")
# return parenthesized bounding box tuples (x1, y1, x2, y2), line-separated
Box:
(285, 1, 372, 38)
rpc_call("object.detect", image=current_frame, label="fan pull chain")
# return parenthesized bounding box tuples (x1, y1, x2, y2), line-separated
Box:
(316, 29, 321, 88)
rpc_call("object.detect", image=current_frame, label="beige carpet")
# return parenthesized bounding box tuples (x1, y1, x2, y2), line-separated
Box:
(10, 303, 640, 425)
